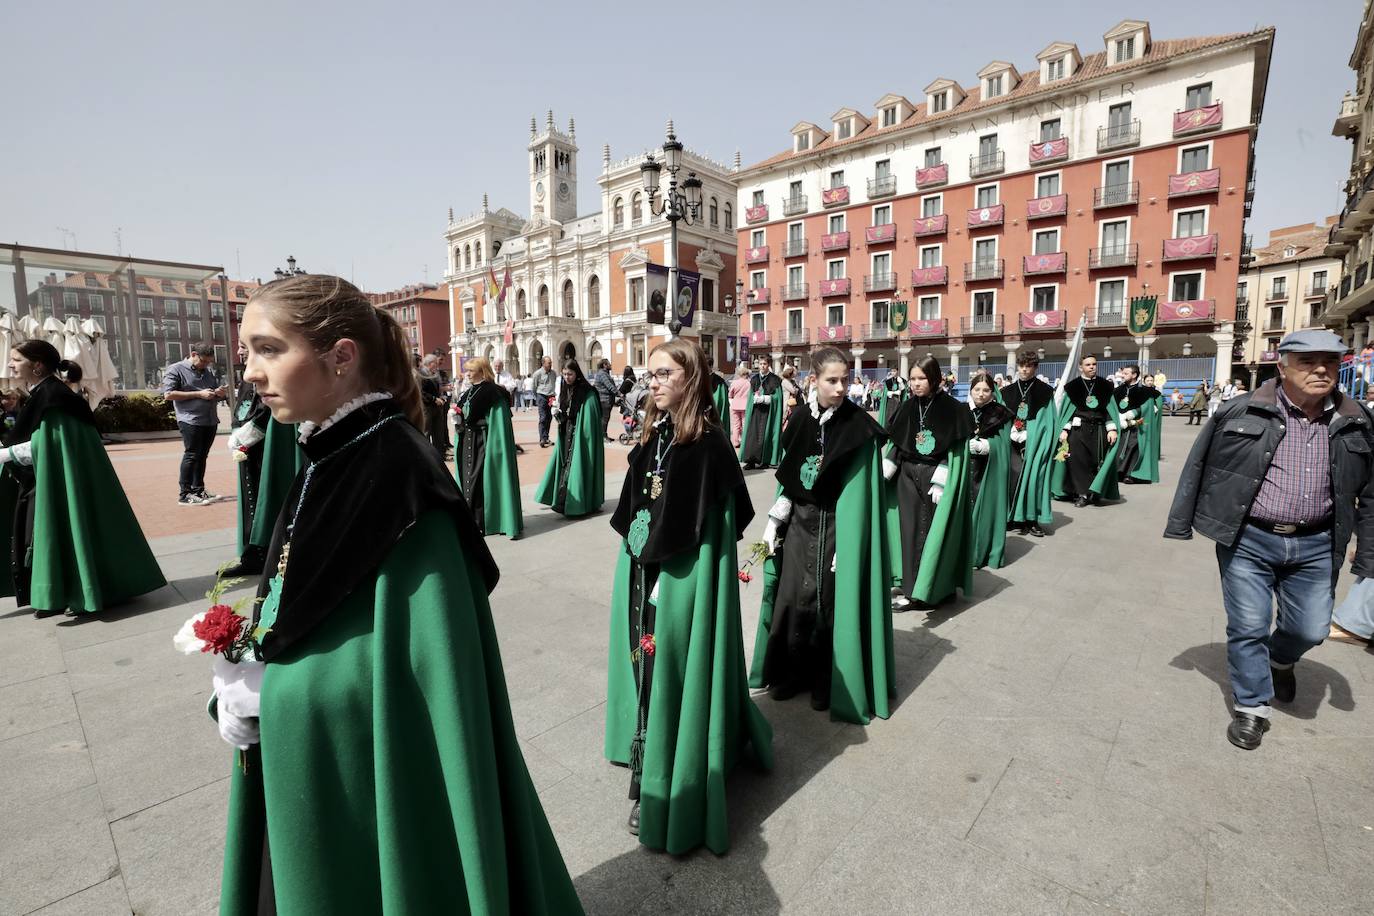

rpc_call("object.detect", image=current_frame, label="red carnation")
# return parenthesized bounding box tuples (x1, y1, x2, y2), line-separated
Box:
(737, 570, 753, 583)
(1013, 419, 1026, 432)
(639, 633, 655, 657)
(193, 604, 247, 655)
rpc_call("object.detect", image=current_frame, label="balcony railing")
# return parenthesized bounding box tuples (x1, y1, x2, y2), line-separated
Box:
(908, 317, 949, 338)
(814, 324, 852, 343)
(960, 315, 1004, 336)
(820, 231, 850, 251)
(819, 278, 851, 296)
(1090, 307, 1126, 327)
(911, 265, 949, 287)
(861, 323, 895, 341)
(1265, 290, 1290, 303)
(782, 283, 809, 302)
(1026, 194, 1068, 220)
(744, 287, 771, 306)
(967, 204, 1005, 229)
(747, 329, 771, 346)
(821, 186, 850, 207)
(865, 223, 897, 244)
(1028, 136, 1069, 166)
(785, 238, 808, 257)
(1023, 252, 1067, 275)
(745, 244, 770, 264)
(1168, 168, 1221, 197)
(916, 162, 948, 188)
(1158, 299, 1215, 323)
(1306, 283, 1329, 298)
(1161, 233, 1218, 261)
(1094, 182, 1139, 208)
(1088, 244, 1138, 269)
(1019, 310, 1067, 332)
(867, 175, 897, 198)
(778, 328, 810, 346)
(970, 150, 1005, 177)
(1264, 318, 1287, 333)
(864, 272, 897, 292)
(1173, 102, 1223, 137)
(782, 195, 808, 216)
(745, 204, 769, 224)
(913, 213, 948, 236)
(1097, 120, 1141, 152)
(964, 259, 1004, 282)
(1235, 304, 1250, 326)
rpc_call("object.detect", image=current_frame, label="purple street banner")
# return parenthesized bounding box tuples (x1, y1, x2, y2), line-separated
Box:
(645, 263, 700, 327)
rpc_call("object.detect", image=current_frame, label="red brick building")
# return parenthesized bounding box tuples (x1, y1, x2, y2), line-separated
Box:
(368, 283, 451, 358)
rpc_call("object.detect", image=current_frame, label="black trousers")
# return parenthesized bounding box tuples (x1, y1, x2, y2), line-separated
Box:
(178, 422, 216, 497)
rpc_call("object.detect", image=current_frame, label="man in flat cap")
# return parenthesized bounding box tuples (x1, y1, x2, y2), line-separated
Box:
(1166, 329, 1374, 749)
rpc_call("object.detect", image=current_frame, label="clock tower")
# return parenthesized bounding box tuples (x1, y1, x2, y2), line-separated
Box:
(528, 109, 579, 224)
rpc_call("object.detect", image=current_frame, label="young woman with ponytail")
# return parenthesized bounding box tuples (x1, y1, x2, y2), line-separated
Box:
(211, 275, 582, 915)
(0, 340, 165, 618)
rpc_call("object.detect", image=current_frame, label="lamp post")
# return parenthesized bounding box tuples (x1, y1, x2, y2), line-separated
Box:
(273, 255, 305, 280)
(641, 120, 704, 338)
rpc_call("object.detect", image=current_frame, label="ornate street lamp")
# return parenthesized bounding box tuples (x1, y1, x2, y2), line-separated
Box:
(640, 120, 704, 337)
(273, 255, 305, 279)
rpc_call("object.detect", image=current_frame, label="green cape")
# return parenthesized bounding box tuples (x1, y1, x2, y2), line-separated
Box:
(748, 443, 895, 725)
(711, 377, 731, 427)
(737, 391, 784, 466)
(1006, 392, 1057, 526)
(237, 419, 303, 556)
(220, 510, 583, 915)
(876, 387, 907, 428)
(1050, 395, 1122, 500)
(604, 497, 774, 855)
(535, 394, 604, 517)
(969, 421, 1011, 570)
(4, 411, 164, 612)
(1126, 395, 1161, 483)
(885, 442, 974, 604)
(457, 397, 524, 538)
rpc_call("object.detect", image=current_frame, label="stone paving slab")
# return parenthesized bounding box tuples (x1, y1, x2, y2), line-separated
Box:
(3, 418, 1374, 915)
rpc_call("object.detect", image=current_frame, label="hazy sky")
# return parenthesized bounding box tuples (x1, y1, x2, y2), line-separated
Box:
(2, 1, 1357, 290)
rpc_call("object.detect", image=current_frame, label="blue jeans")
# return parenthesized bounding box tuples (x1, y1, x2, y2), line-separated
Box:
(1216, 525, 1334, 710)
(537, 394, 553, 444)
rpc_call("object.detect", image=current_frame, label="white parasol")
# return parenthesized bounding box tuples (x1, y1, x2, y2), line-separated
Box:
(0, 312, 19, 381)
(80, 317, 119, 402)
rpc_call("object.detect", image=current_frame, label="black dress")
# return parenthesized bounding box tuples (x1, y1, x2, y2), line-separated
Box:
(454, 381, 505, 532)
(739, 372, 783, 467)
(1112, 382, 1154, 478)
(1061, 376, 1115, 498)
(967, 400, 1012, 505)
(1000, 377, 1054, 500)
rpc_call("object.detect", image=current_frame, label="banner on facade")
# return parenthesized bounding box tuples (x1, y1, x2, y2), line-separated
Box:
(889, 298, 909, 333)
(1127, 295, 1159, 337)
(675, 270, 700, 329)
(739, 335, 750, 365)
(645, 263, 700, 328)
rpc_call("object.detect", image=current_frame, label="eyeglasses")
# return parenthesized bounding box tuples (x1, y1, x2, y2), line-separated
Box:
(648, 368, 682, 382)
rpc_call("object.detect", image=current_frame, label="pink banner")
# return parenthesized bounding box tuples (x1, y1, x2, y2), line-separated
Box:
(821, 187, 850, 207)
(967, 204, 1005, 228)
(865, 224, 897, 244)
(816, 325, 851, 342)
(1168, 168, 1220, 196)
(745, 245, 769, 264)
(745, 204, 769, 223)
(1162, 234, 1218, 260)
(748, 330, 768, 346)
(819, 278, 851, 296)
(1018, 310, 1066, 332)
(1023, 251, 1067, 275)
(911, 266, 948, 287)
(1026, 194, 1068, 219)
(745, 287, 770, 305)
(1173, 103, 1223, 135)
(913, 214, 948, 236)
(1259, 349, 1279, 362)
(1028, 136, 1069, 163)
(908, 318, 948, 337)
(916, 163, 948, 187)
(820, 231, 850, 251)
(1159, 299, 1213, 322)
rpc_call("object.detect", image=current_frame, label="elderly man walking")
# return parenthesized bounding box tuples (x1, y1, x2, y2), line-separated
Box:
(1166, 329, 1374, 750)
(532, 355, 557, 448)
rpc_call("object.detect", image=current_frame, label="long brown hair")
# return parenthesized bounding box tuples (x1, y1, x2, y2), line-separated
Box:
(247, 275, 424, 429)
(640, 337, 716, 445)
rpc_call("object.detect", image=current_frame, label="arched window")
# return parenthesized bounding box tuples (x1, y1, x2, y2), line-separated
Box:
(562, 279, 574, 317)
(453, 247, 462, 272)
(464, 245, 472, 269)
(631, 192, 643, 224)
(474, 241, 482, 265)
(587, 275, 601, 319)
(537, 284, 549, 317)
(589, 340, 603, 361)
(724, 203, 734, 230)
(516, 289, 528, 319)
(613, 197, 624, 228)
(710, 197, 719, 227)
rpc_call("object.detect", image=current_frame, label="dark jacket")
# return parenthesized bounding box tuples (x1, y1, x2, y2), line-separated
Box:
(592, 369, 618, 403)
(1165, 379, 1374, 588)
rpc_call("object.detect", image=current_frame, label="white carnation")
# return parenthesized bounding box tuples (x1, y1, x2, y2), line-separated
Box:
(173, 612, 208, 655)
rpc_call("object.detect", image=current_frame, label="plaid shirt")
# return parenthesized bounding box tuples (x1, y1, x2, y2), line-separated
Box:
(1249, 387, 1334, 525)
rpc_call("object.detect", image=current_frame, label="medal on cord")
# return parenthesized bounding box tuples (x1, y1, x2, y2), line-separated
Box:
(800, 424, 824, 490)
(913, 397, 935, 455)
(1015, 380, 1031, 420)
(628, 422, 673, 558)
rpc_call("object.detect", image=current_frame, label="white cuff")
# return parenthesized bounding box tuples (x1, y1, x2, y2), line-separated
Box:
(1010, 429, 1027, 444)
(929, 484, 944, 505)
(1106, 422, 1118, 433)
(5, 442, 33, 466)
(1071, 417, 1082, 428)
(760, 394, 773, 403)
(230, 424, 266, 451)
(1120, 409, 1137, 422)
(882, 456, 899, 480)
(931, 463, 949, 489)
(768, 495, 793, 523)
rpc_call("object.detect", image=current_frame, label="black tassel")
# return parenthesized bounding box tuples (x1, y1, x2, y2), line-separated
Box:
(629, 733, 645, 775)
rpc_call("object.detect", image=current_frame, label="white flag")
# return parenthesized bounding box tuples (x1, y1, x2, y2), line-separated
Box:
(1054, 314, 1088, 410)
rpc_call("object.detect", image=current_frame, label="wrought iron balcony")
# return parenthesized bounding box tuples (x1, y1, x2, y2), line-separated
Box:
(864, 272, 897, 292)
(781, 283, 809, 302)
(778, 328, 810, 346)
(908, 317, 949, 338)
(969, 150, 1005, 178)
(865, 223, 897, 245)
(1018, 310, 1066, 332)
(913, 213, 948, 236)
(814, 324, 852, 343)
(1094, 182, 1139, 208)
(1028, 136, 1069, 166)
(964, 259, 1004, 282)
(916, 162, 948, 188)
(1265, 289, 1290, 303)
(1306, 283, 1329, 298)
(861, 323, 895, 341)
(1090, 307, 1126, 327)
(745, 244, 770, 264)
(911, 265, 948, 287)
(960, 314, 1004, 336)
(967, 204, 1005, 229)
(747, 329, 771, 346)
(867, 175, 897, 198)
(782, 195, 808, 217)
(744, 287, 770, 306)
(1264, 318, 1287, 333)
(1157, 299, 1216, 323)
(819, 277, 851, 296)
(1168, 168, 1221, 197)
(1026, 194, 1068, 220)
(1088, 244, 1138, 269)
(745, 204, 769, 224)
(821, 186, 850, 207)
(1097, 120, 1141, 152)
(785, 238, 808, 257)
(1235, 304, 1250, 323)
(1173, 102, 1223, 137)
(1161, 233, 1218, 261)
(1023, 252, 1067, 275)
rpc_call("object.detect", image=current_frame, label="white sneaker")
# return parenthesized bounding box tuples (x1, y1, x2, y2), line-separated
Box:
(179, 493, 207, 506)
(196, 490, 223, 503)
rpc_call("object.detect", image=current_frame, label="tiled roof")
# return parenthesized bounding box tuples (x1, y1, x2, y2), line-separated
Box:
(1251, 223, 1340, 267)
(742, 29, 1270, 173)
(45, 271, 258, 300)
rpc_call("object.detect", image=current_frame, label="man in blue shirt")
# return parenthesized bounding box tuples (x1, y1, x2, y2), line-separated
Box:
(162, 342, 227, 505)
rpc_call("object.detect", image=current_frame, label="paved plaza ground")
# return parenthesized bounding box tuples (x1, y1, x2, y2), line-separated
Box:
(3, 417, 1373, 915)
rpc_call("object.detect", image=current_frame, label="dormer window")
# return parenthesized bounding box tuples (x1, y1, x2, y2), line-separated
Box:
(795, 133, 810, 152)
(835, 119, 852, 141)
(1114, 36, 1135, 62)
(881, 106, 898, 127)
(1284, 245, 1297, 258)
(985, 74, 1003, 98)
(930, 91, 948, 114)
(1104, 21, 1150, 65)
(1045, 57, 1065, 81)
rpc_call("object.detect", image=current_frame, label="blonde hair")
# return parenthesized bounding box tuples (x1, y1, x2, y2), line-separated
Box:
(247, 275, 424, 429)
(640, 338, 716, 446)
(464, 356, 495, 384)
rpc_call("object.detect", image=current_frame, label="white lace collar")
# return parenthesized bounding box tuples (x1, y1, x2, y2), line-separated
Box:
(298, 391, 391, 442)
(808, 389, 838, 426)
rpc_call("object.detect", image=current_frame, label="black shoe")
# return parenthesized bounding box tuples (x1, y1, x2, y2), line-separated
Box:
(1271, 665, 1297, 704)
(540, 441, 551, 448)
(742, 462, 758, 470)
(515, 445, 526, 454)
(1073, 495, 1090, 508)
(32, 608, 62, 619)
(1226, 712, 1270, 750)
(220, 558, 265, 578)
(769, 682, 801, 701)
(627, 801, 640, 836)
(810, 692, 830, 712)
(62, 609, 77, 618)
(1028, 524, 1046, 538)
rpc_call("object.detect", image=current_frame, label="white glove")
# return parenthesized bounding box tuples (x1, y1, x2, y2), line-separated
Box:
(552, 407, 563, 420)
(762, 518, 782, 555)
(1119, 409, 1137, 422)
(1010, 428, 1028, 445)
(649, 577, 660, 605)
(228, 423, 265, 453)
(213, 657, 264, 719)
(830, 553, 836, 573)
(929, 484, 944, 505)
(968, 437, 990, 456)
(1071, 417, 1083, 428)
(753, 394, 765, 405)
(217, 704, 260, 750)
(760, 394, 773, 403)
(882, 456, 899, 480)
(0, 442, 32, 466)
(930, 463, 949, 489)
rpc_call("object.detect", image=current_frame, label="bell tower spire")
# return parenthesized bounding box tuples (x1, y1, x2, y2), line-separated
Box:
(528, 108, 579, 223)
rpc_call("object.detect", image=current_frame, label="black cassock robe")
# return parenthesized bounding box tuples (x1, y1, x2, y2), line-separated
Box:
(1061, 376, 1115, 497)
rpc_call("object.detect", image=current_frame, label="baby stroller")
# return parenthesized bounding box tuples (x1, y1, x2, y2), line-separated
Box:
(616, 393, 643, 445)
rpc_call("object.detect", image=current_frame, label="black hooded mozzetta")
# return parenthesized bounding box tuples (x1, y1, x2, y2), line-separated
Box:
(775, 398, 887, 508)
(887, 391, 971, 463)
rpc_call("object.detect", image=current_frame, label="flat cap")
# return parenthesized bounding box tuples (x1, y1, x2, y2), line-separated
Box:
(1277, 328, 1347, 354)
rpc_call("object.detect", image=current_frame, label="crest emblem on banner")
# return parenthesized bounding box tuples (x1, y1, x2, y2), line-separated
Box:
(1127, 295, 1159, 337)
(890, 299, 909, 333)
